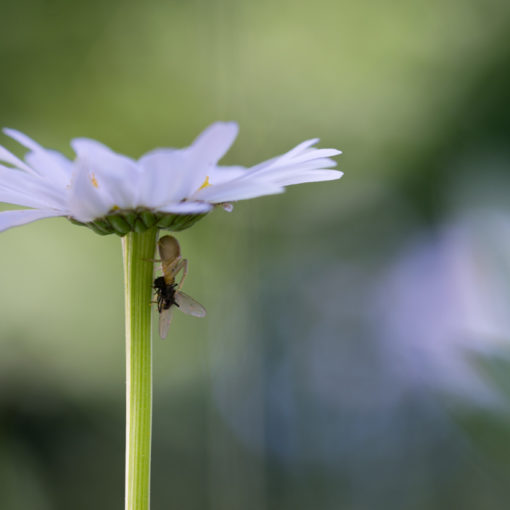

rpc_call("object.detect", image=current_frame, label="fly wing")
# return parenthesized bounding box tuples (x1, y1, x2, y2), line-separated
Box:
(174, 291, 206, 318)
(158, 306, 174, 339)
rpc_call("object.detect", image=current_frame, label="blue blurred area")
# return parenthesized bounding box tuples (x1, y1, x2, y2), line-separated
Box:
(2, 0, 510, 508)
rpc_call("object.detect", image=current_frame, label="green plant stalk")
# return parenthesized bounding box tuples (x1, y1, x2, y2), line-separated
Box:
(122, 228, 158, 510)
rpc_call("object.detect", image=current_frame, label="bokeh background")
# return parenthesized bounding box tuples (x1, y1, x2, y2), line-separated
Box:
(2, 0, 510, 508)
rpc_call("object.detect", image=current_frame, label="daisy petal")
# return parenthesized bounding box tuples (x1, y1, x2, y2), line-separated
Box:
(3, 128, 43, 152)
(279, 138, 319, 161)
(270, 169, 344, 186)
(0, 209, 63, 233)
(180, 122, 240, 196)
(254, 138, 320, 170)
(71, 138, 141, 209)
(251, 143, 341, 172)
(290, 148, 342, 164)
(68, 161, 115, 222)
(158, 201, 213, 214)
(191, 122, 239, 165)
(193, 179, 284, 203)
(0, 145, 35, 174)
(208, 165, 247, 185)
(71, 137, 124, 162)
(0, 165, 68, 209)
(24, 149, 73, 187)
(139, 124, 240, 204)
(2, 129, 73, 186)
(250, 158, 338, 179)
(0, 189, 63, 210)
(138, 149, 194, 206)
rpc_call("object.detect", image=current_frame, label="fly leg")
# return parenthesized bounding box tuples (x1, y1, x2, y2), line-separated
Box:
(173, 258, 189, 291)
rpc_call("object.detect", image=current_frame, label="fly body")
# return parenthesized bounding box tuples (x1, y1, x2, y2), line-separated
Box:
(153, 276, 177, 313)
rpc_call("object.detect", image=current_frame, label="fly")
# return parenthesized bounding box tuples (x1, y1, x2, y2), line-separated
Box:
(153, 235, 206, 338)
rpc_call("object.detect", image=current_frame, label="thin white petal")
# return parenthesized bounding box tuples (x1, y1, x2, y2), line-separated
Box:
(250, 158, 338, 179)
(270, 169, 343, 186)
(251, 141, 341, 173)
(71, 138, 141, 209)
(279, 138, 319, 161)
(71, 137, 123, 162)
(0, 209, 63, 233)
(3, 128, 43, 152)
(138, 127, 241, 206)
(193, 180, 284, 203)
(0, 190, 61, 210)
(0, 145, 35, 174)
(3, 129, 72, 184)
(175, 122, 240, 197)
(289, 148, 342, 164)
(0, 165, 68, 209)
(190, 122, 239, 165)
(67, 162, 114, 222)
(25, 149, 72, 186)
(138, 148, 178, 166)
(158, 201, 213, 214)
(138, 149, 194, 206)
(139, 122, 239, 205)
(208, 165, 247, 185)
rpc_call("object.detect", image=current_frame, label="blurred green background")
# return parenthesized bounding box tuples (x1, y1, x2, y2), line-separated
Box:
(2, 0, 510, 508)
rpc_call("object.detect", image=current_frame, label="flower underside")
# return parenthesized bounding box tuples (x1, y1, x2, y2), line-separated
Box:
(69, 208, 207, 236)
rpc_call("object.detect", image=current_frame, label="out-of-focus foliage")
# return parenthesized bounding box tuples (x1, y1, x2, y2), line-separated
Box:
(2, 0, 510, 508)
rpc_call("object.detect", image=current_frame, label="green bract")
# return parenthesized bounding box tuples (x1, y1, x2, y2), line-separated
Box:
(69, 209, 207, 236)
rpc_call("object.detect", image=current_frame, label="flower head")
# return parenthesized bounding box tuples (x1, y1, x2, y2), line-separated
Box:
(0, 122, 342, 235)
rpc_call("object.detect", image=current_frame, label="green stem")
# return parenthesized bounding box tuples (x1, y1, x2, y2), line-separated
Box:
(122, 228, 158, 510)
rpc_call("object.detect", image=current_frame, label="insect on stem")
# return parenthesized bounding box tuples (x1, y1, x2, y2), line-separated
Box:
(152, 235, 206, 338)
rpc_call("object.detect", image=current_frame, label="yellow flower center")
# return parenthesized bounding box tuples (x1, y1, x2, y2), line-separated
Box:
(90, 173, 99, 188)
(197, 176, 210, 191)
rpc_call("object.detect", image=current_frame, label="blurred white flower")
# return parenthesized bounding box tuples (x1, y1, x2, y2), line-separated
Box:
(0, 122, 342, 234)
(375, 212, 510, 405)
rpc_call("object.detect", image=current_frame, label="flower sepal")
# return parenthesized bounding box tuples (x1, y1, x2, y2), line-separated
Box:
(69, 208, 207, 236)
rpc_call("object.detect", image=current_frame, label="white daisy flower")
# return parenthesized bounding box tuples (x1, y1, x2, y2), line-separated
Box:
(0, 122, 342, 235)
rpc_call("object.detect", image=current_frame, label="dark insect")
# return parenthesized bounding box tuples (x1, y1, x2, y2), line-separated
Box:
(152, 235, 206, 339)
(153, 276, 178, 313)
